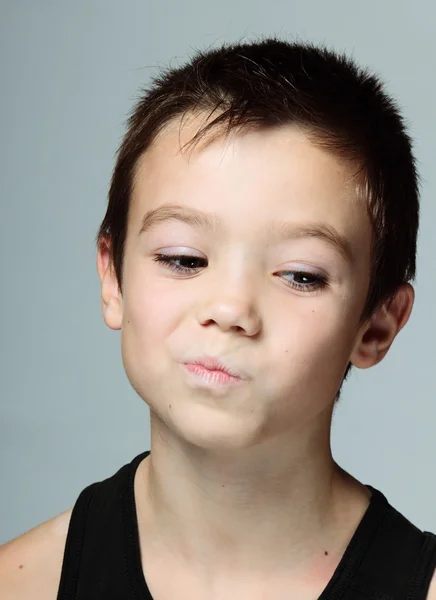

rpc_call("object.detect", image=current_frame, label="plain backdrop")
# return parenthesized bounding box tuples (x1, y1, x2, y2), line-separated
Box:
(1, 1, 435, 544)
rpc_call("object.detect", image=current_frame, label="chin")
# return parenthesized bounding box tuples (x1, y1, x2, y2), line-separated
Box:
(161, 401, 266, 452)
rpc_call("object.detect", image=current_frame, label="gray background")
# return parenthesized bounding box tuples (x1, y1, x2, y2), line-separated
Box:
(1, 1, 435, 544)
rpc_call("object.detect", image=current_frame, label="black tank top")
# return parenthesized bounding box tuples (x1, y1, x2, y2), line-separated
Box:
(56, 451, 436, 599)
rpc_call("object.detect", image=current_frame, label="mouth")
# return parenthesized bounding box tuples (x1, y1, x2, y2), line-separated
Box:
(182, 356, 245, 388)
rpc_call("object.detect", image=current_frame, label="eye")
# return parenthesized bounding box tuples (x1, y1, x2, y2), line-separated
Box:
(153, 254, 207, 274)
(153, 255, 329, 293)
(275, 270, 329, 293)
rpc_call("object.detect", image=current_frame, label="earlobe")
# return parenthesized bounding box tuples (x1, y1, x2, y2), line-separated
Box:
(350, 283, 414, 370)
(96, 236, 123, 331)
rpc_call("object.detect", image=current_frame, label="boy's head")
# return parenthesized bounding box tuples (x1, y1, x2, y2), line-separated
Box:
(96, 38, 417, 446)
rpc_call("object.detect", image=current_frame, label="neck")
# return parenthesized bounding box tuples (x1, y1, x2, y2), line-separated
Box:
(136, 409, 371, 582)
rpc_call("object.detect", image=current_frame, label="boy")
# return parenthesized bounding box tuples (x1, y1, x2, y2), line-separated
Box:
(1, 37, 435, 599)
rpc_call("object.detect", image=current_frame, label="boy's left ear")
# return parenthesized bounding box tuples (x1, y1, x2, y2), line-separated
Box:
(350, 283, 415, 369)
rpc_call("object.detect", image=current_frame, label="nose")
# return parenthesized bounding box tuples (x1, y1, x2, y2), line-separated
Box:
(195, 278, 262, 337)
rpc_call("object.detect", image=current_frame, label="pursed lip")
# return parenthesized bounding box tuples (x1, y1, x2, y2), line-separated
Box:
(183, 356, 247, 380)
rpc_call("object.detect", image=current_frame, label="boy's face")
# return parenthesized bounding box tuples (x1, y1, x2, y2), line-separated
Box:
(102, 118, 374, 449)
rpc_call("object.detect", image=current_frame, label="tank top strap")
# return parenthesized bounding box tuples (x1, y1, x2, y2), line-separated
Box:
(56, 481, 100, 600)
(341, 487, 436, 600)
(56, 451, 150, 600)
(407, 531, 436, 600)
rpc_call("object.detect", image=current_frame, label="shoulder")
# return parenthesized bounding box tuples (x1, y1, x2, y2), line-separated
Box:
(428, 570, 436, 600)
(0, 508, 72, 600)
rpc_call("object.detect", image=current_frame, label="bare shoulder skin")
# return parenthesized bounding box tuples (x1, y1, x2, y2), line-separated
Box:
(0, 509, 72, 600)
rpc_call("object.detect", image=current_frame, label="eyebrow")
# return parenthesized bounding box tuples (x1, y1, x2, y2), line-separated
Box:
(138, 204, 354, 264)
(139, 204, 220, 235)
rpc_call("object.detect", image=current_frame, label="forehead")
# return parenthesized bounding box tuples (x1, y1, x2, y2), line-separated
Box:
(129, 117, 371, 253)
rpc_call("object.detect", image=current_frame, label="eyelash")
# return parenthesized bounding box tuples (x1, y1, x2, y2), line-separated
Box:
(153, 254, 329, 293)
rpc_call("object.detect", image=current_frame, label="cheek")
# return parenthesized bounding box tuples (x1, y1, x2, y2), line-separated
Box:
(262, 301, 358, 391)
(119, 282, 175, 376)
(122, 269, 182, 338)
(119, 290, 176, 403)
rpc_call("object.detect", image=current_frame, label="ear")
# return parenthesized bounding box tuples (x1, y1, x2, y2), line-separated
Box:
(350, 283, 415, 369)
(96, 236, 123, 330)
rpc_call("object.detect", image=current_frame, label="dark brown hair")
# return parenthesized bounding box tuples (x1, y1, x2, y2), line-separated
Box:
(97, 36, 419, 386)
